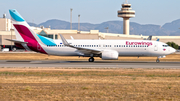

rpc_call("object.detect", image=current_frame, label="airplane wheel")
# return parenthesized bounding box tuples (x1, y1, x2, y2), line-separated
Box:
(89, 57, 94, 62)
(12, 47, 17, 52)
(156, 59, 160, 63)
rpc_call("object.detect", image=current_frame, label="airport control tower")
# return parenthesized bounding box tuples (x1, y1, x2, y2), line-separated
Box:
(118, 0, 135, 35)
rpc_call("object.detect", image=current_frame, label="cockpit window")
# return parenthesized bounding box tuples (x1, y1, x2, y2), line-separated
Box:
(163, 45, 168, 47)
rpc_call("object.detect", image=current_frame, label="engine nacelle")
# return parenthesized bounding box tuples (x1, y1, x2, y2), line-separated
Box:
(101, 50, 119, 60)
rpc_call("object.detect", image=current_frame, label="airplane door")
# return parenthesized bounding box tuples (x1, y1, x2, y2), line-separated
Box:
(154, 43, 158, 51)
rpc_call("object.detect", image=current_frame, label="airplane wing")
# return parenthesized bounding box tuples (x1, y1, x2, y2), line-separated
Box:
(5, 39, 28, 44)
(60, 34, 102, 54)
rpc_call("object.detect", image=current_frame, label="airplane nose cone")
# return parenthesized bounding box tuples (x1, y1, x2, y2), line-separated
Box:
(171, 48, 176, 53)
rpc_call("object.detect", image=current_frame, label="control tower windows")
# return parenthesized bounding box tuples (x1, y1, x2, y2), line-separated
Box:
(122, 6, 131, 8)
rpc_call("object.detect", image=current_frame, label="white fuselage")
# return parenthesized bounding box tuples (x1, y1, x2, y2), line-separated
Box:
(39, 39, 176, 57)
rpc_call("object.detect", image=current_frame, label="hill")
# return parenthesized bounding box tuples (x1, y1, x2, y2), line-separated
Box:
(28, 19, 180, 36)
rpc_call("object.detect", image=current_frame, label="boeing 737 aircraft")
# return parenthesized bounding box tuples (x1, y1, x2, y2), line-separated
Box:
(7, 9, 176, 63)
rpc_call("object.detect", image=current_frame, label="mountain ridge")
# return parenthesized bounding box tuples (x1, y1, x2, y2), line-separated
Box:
(28, 19, 180, 36)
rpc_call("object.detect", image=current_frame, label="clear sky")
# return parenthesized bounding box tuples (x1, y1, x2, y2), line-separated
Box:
(0, 0, 179, 25)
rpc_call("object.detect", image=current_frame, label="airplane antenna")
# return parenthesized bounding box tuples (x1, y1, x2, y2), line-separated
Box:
(125, 0, 128, 3)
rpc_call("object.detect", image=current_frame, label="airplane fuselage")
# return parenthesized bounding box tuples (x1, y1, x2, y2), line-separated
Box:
(37, 39, 175, 57)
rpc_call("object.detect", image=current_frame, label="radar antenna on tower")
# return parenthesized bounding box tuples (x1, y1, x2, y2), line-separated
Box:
(125, 0, 128, 3)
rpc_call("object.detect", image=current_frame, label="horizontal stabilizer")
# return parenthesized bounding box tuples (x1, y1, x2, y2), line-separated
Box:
(5, 39, 28, 44)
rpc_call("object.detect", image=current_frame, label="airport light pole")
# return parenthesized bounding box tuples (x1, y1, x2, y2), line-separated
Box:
(105, 27, 109, 33)
(78, 15, 80, 31)
(70, 8, 73, 30)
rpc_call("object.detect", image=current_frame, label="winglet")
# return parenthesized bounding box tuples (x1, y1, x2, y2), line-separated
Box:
(59, 34, 70, 46)
(147, 35, 152, 40)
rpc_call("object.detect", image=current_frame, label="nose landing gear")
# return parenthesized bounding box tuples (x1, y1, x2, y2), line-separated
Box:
(156, 59, 160, 63)
(156, 56, 166, 63)
(89, 57, 94, 62)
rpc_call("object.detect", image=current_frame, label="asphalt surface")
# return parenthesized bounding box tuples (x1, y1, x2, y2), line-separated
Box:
(0, 60, 180, 68)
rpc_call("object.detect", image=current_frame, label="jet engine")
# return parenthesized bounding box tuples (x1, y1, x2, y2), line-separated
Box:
(101, 50, 119, 60)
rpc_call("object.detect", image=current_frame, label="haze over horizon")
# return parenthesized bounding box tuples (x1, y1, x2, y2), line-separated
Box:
(0, 0, 179, 26)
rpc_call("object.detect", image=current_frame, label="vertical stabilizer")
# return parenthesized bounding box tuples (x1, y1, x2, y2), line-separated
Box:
(9, 9, 47, 54)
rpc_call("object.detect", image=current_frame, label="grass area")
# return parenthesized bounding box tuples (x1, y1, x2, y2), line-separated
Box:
(0, 53, 180, 61)
(0, 68, 180, 100)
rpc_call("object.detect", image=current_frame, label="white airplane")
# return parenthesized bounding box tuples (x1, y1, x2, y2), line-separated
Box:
(8, 9, 176, 63)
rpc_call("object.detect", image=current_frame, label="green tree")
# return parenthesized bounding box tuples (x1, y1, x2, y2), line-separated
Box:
(166, 42, 179, 49)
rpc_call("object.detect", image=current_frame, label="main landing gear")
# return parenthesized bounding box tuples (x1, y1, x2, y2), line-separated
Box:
(89, 57, 94, 62)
